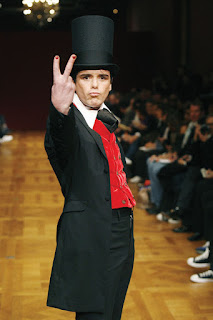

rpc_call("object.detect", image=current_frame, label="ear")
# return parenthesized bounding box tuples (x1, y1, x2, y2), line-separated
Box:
(109, 83, 112, 91)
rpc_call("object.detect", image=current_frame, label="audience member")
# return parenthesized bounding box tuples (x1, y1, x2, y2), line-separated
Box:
(0, 114, 13, 143)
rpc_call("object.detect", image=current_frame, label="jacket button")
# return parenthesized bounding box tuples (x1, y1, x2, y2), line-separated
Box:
(119, 155, 121, 159)
(116, 171, 119, 175)
(125, 182, 127, 186)
(105, 196, 110, 201)
(114, 156, 116, 160)
(122, 200, 126, 204)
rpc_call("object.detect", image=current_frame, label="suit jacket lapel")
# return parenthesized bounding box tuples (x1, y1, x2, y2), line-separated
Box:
(74, 106, 107, 160)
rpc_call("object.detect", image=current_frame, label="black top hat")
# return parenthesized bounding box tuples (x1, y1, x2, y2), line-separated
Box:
(71, 15, 119, 77)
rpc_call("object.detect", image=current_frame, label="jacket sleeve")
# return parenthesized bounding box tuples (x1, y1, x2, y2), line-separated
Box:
(44, 102, 76, 172)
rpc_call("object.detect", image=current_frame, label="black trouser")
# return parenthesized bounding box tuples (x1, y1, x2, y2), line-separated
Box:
(192, 179, 213, 237)
(176, 166, 201, 210)
(76, 207, 135, 320)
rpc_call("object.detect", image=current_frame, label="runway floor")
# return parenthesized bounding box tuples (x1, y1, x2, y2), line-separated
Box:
(0, 131, 212, 320)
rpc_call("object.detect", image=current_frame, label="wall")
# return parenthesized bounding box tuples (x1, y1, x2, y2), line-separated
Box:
(0, 30, 154, 130)
(189, 0, 213, 74)
(127, 0, 180, 78)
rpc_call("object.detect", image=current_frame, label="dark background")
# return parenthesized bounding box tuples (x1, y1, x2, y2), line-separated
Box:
(0, 0, 213, 129)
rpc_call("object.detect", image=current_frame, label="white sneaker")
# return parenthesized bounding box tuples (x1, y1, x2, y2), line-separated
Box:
(190, 269, 213, 283)
(168, 216, 181, 224)
(0, 135, 13, 143)
(156, 212, 168, 222)
(187, 248, 210, 268)
(129, 175, 142, 183)
(125, 157, 132, 165)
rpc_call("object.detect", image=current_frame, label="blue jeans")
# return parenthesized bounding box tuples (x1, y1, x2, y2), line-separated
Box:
(147, 159, 167, 208)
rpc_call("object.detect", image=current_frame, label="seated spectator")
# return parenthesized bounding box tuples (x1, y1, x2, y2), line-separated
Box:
(157, 114, 213, 233)
(0, 114, 13, 143)
(117, 94, 137, 127)
(187, 188, 213, 283)
(145, 101, 204, 214)
(129, 104, 175, 183)
(119, 99, 150, 157)
(105, 90, 120, 115)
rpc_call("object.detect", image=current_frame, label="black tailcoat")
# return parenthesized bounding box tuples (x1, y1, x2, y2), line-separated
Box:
(44, 103, 127, 312)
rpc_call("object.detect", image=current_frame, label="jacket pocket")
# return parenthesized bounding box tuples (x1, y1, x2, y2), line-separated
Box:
(63, 200, 87, 213)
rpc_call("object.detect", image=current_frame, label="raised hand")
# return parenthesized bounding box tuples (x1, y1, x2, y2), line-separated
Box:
(51, 54, 76, 115)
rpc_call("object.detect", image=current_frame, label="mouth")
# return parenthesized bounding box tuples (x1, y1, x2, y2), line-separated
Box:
(90, 92, 100, 97)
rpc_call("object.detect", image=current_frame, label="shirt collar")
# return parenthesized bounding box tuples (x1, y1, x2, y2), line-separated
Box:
(73, 93, 110, 129)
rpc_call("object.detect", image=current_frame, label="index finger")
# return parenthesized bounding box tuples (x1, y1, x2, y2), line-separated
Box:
(53, 55, 61, 83)
(63, 54, 77, 78)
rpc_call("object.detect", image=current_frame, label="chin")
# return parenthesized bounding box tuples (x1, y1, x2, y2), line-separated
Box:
(88, 97, 103, 107)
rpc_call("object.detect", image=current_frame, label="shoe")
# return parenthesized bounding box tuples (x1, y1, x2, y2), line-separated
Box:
(125, 157, 133, 165)
(156, 208, 181, 223)
(168, 216, 181, 224)
(0, 135, 13, 143)
(196, 241, 210, 254)
(173, 225, 192, 233)
(129, 175, 142, 183)
(187, 247, 210, 268)
(190, 269, 213, 283)
(156, 212, 168, 222)
(187, 232, 203, 241)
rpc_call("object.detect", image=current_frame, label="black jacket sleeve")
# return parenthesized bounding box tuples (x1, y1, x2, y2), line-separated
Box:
(44, 102, 76, 174)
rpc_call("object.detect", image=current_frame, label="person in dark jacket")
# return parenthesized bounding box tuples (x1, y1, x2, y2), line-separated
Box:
(44, 16, 136, 320)
(158, 114, 213, 233)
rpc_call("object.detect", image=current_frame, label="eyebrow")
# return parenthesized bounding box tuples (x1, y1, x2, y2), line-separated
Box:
(79, 73, 109, 77)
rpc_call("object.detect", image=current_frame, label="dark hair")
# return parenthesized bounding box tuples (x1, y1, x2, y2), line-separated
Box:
(206, 113, 213, 120)
(133, 99, 145, 110)
(71, 66, 113, 83)
(190, 99, 204, 111)
(133, 99, 147, 116)
(156, 103, 168, 116)
(118, 97, 131, 110)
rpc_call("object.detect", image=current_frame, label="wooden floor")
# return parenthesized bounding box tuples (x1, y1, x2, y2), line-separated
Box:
(0, 131, 213, 320)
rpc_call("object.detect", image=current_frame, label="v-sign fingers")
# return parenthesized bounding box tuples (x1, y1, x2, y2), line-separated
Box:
(63, 54, 77, 79)
(53, 55, 61, 83)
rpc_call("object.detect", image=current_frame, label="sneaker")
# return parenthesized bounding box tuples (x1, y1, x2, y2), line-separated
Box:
(190, 269, 213, 283)
(187, 247, 210, 268)
(156, 212, 169, 222)
(129, 175, 142, 183)
(196, 241, 210, 254)
(168, 216, 181, 224)
(0, 135, 13, 143)
(156, 208, 181, 224)
(125, 157, 133, 165)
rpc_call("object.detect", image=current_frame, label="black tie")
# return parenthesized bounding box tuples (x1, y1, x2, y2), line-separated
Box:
(97, 108, 118, 133)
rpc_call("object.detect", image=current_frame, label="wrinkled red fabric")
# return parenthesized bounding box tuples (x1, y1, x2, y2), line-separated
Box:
(93, 119, 136, 209)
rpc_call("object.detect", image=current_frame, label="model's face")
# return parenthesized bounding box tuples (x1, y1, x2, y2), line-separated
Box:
(75, 69, 112, 109)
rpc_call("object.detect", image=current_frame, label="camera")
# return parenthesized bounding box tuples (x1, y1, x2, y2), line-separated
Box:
(200, 124, 211, 135)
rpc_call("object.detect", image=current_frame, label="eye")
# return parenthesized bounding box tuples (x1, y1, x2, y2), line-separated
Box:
(100, 75, 108, 80)
(83, 75, 89, 80)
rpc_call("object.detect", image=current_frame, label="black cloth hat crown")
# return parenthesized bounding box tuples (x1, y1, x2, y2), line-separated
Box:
(71, 15, 119, 76)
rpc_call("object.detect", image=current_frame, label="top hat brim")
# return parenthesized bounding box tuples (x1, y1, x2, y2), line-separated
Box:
(71, 63, 119, 77)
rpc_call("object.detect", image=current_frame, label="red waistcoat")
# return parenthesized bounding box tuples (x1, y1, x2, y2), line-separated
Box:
(93, 119, 136, 209)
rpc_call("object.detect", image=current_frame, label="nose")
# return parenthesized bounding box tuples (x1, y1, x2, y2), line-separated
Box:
(91, 77, 98, 88)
